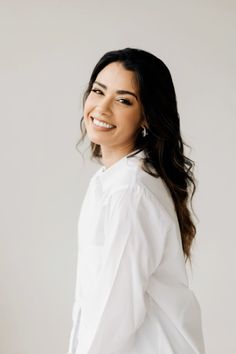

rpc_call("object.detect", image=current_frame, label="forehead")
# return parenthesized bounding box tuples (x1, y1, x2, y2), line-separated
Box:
(95, 62, 138, 92)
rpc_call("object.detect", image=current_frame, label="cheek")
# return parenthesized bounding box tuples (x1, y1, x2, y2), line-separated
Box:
(119, 111, 141, 129)
(83, 98, 93, 117)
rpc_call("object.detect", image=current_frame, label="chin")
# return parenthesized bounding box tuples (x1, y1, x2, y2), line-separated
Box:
(86, 133, 103, 145)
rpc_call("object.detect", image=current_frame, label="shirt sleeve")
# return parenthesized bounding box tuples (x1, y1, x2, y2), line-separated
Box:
(76, 184, 169, 354)
(67, 301, 81, 354)
(67, 222, 83, 354)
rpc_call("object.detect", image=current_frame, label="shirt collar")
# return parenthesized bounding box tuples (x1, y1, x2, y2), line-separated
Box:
(91, 149, 145, 189)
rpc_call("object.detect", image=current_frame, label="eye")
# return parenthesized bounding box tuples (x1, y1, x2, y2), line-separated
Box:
(90, 88, 132, 106)
(117, 98, 132, 106)
(91, 88, 103, 95)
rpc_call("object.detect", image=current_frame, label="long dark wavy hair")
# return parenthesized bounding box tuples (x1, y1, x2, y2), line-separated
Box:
(76, 47, 197, 262)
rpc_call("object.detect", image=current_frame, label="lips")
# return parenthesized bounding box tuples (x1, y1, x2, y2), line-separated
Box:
(91, 116, 116, 127)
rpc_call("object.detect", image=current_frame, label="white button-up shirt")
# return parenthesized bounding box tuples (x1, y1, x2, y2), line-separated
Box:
(68, 149, 205, 354)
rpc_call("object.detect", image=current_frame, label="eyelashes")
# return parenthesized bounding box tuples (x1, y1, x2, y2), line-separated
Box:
(91, 88, 102, 94)
(90, 88, 132, 106)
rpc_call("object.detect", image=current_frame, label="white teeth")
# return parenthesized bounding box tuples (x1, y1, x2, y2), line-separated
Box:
(92, 118, 115, 129)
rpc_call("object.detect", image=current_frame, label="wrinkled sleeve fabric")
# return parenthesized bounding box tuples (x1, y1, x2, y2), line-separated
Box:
(75, 184, 169, 354)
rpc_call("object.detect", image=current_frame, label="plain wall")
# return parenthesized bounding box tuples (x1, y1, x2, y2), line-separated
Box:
(1, 0, 235, 353)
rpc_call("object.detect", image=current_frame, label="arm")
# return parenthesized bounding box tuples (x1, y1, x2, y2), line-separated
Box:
(76, 185, 167, 354)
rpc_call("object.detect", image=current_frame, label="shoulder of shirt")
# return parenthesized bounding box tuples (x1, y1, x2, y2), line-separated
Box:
(107, 164, 177, 224)
(89, 152, 178, 222)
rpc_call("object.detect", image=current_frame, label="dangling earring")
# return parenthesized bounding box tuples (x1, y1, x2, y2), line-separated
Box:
(142, 126, 148, 137)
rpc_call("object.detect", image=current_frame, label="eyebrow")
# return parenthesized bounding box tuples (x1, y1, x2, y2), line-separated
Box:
(93, 80, 138, 101)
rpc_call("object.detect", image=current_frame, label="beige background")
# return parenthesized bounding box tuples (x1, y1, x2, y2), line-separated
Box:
(1, 1, 235, 353)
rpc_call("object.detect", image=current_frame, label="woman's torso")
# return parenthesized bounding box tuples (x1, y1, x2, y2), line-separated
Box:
(74, 151, 205, 354)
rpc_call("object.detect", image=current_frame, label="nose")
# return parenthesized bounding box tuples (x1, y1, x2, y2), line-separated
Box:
(95, 95, 112, 116)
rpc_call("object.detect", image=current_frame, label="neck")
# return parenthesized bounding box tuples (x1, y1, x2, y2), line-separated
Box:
(100, 146, 136, 169)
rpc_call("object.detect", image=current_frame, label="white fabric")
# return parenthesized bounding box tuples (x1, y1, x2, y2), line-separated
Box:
(67, 150, 205, 354)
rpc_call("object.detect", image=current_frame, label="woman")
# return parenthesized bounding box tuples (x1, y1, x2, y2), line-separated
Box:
(68, 48, 205, 354)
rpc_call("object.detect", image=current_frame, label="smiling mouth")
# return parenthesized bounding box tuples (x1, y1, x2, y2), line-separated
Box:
(91, 116, 116, 129)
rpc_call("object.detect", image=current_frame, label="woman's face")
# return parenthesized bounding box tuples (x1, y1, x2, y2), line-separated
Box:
(83, 62, 143, 155)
